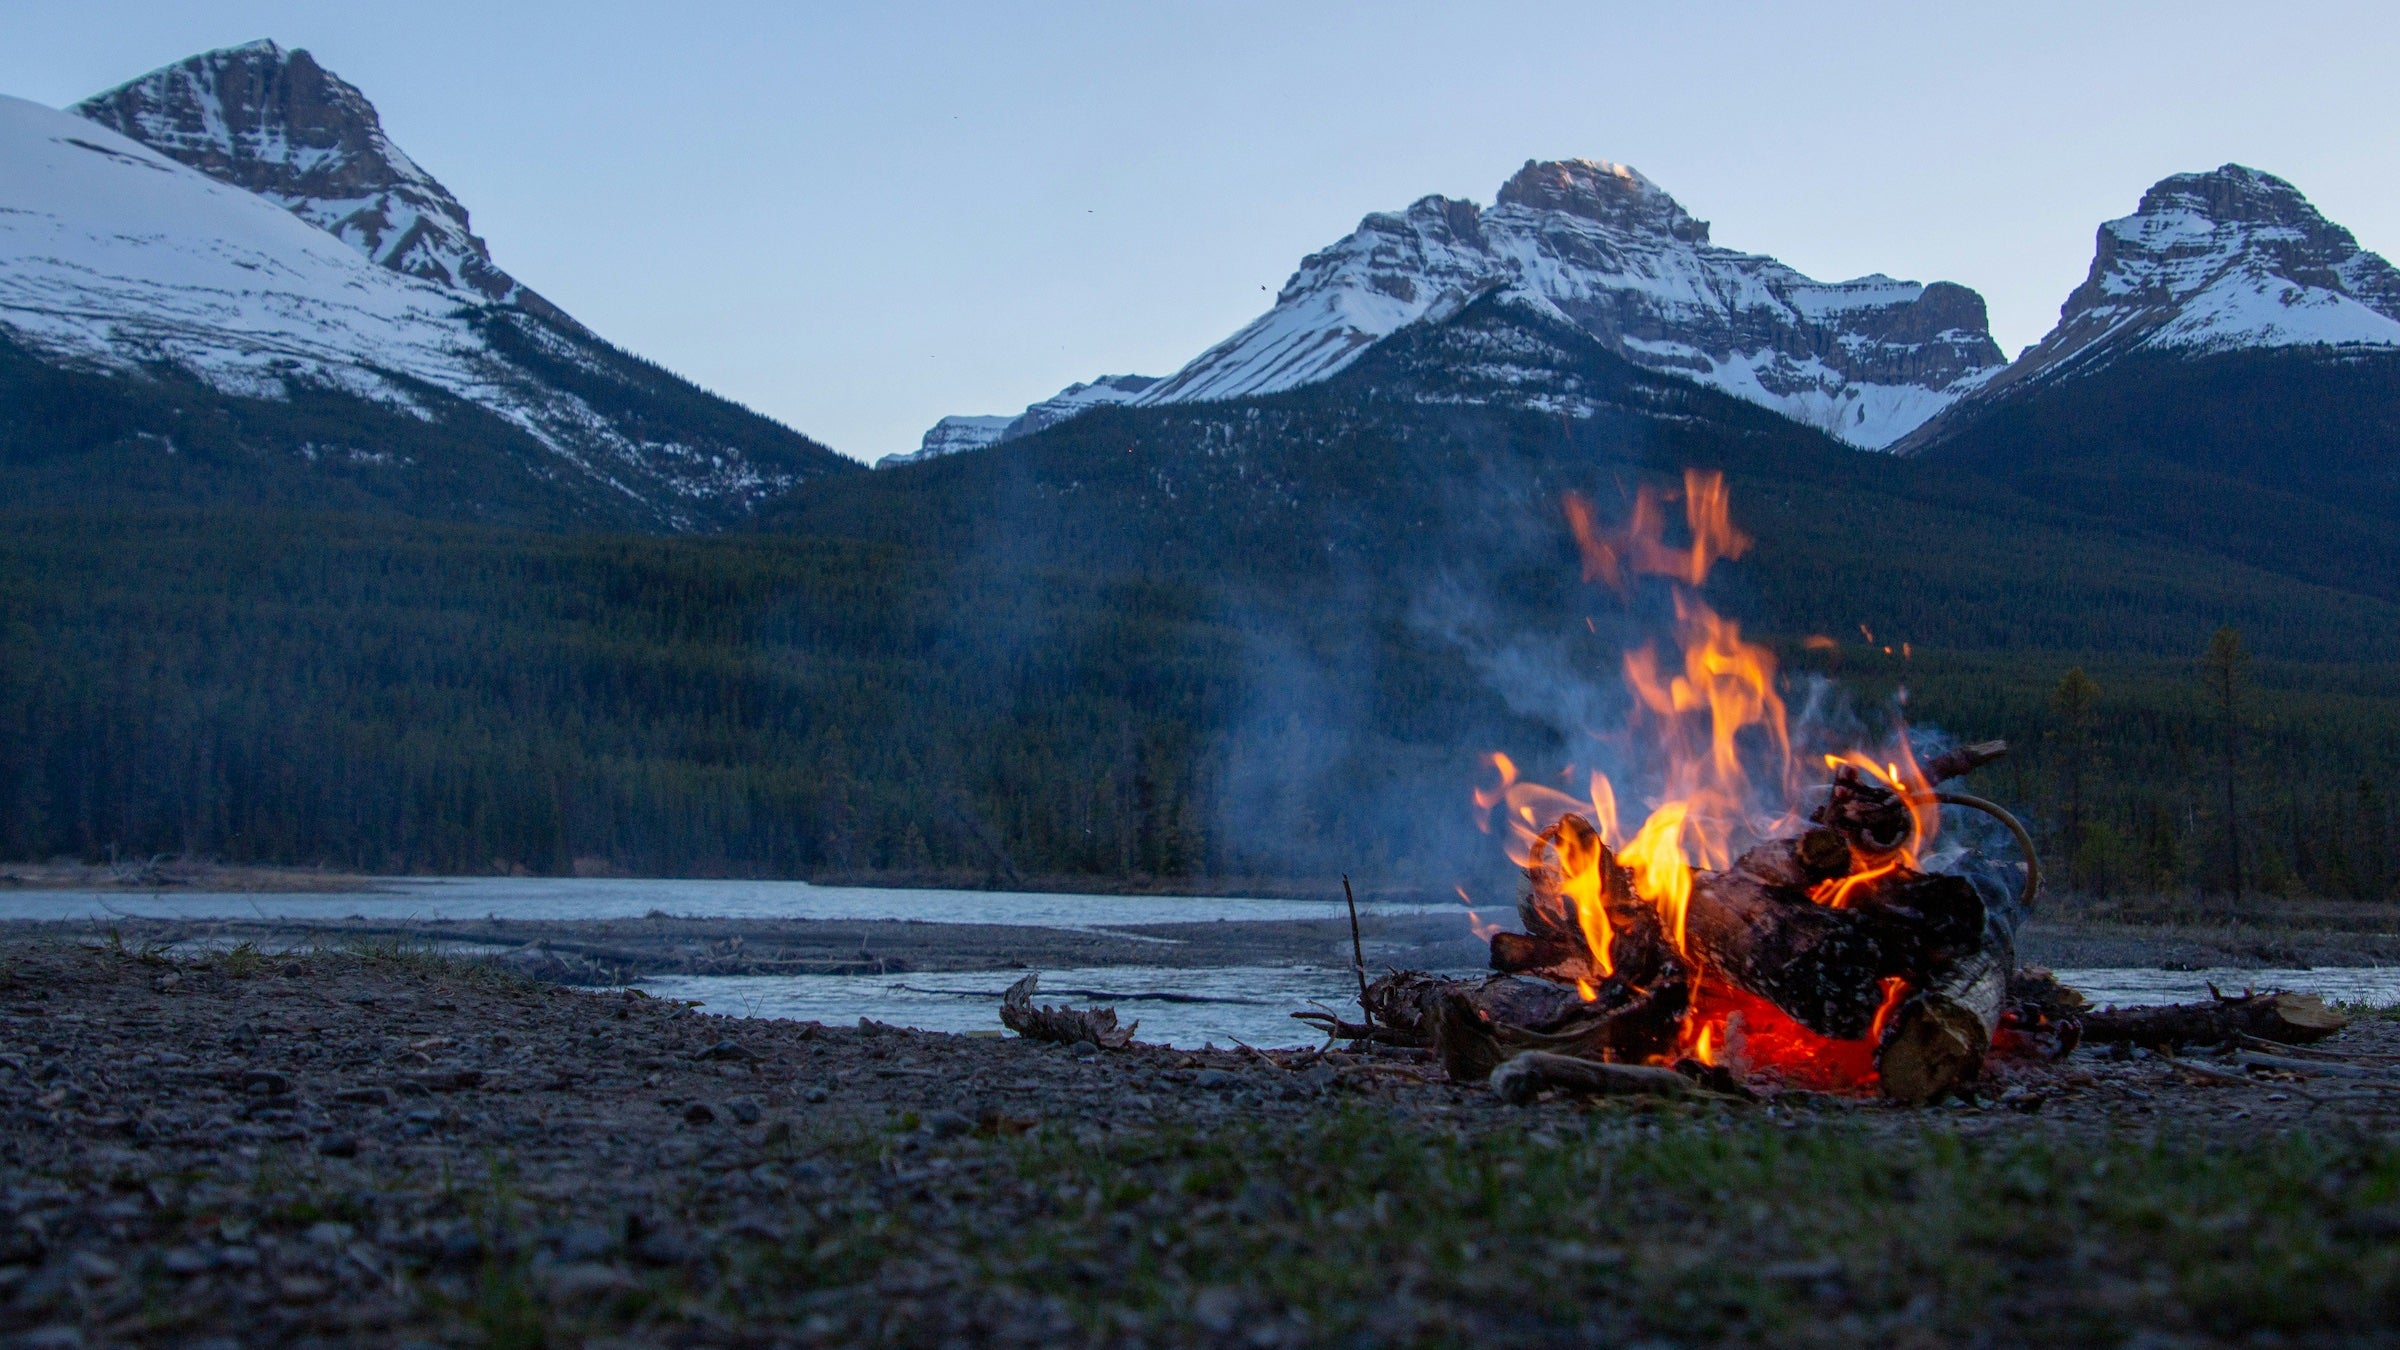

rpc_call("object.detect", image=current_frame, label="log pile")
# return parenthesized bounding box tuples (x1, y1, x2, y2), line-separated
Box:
(1303, 740, 2050, 1104)
(1298, 738, 2356, 1104)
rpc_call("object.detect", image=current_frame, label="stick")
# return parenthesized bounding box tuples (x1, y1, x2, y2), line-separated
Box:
(1343, 874, 1371, 1029)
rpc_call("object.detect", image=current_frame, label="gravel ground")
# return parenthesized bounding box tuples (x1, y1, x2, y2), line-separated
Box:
(3, 936, 2397, 1347)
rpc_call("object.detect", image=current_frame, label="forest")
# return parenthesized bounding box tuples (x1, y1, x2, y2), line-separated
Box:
(8, 312, 2400, 899)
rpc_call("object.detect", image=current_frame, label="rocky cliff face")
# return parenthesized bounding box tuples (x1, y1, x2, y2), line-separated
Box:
(74, 40, 565, 321)
(1985, 165, 2400, 395)
(1130, 159, 2006, 449)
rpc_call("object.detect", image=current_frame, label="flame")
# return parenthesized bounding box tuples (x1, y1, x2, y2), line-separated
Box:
(1564, 469, 1752, 594)
(1475, 470, 1941, 1092)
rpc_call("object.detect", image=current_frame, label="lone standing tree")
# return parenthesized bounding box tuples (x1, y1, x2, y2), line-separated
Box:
(2200, 627, 2250, 900)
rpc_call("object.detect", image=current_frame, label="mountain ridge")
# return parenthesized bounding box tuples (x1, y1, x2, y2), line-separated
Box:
(0, 46, 857, 529)
(1901, 163, 2400, 450)
(908, 158, 2006, 456)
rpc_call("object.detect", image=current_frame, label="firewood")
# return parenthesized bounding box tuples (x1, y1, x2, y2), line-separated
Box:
(1809, 742, 2007, 853)
(1429, 987, 1506, 1083)
(1489, 1051, 1699, 1103)
(1876, 889, 2023, 1103)
(1512, 815, 1681, 989)
(998, 973, 1136, 1049)
(1729, 828, 1852, 889)
(1921, 740, 2009, 785)
(2077, 991, 2346, 1049)
(1680, 865, 1983, 1038)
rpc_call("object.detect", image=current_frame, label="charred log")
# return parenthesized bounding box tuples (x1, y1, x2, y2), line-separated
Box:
(1680, 863, 1984, 1039)
(1513, 815, 1680, 989)
(1921, 740, 2009, 785)
(1811, 741, 2010, 853)
(1729, 828, 1852, 889)
(2078, 991, 2347, 1049)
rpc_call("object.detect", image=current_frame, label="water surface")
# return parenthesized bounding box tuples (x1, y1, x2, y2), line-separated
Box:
(0, 877, 1447, 926)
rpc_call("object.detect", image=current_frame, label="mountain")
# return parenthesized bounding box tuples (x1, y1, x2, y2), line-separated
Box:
(886, 374, 1158, 468)
(0, 45, 855, 529)
(72, 40, 557, 320)
(1120, 159, 2005, 450)
(1955, 164, 2400, 405)
(1904, 165, 2400, 602)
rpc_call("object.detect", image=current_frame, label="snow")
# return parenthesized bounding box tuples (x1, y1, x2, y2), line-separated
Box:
(892, 374, 1163, 467)
(0, 96, 493, 399)
(1984, 165, 2400, 400)
(0, 94, 786, 519)
(1127, 172, 2004, 450)
(880, 415, 1012, 468)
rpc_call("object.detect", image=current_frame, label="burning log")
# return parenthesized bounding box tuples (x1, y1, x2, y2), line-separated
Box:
(999, 973, 1136, 1049)
(1680, 859, 1984, 1039)
(2077, 990, 2347, 1049)
(1876, 948, 2010, 1105)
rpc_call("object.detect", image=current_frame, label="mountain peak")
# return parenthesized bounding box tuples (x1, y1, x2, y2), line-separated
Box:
(2136, 163, 2324, 229)
(1496, 158, 1709, 244)
(74, 41, 546, 314)
(1949, 164, 2400, 411)
(1123, 158, 2000, 449)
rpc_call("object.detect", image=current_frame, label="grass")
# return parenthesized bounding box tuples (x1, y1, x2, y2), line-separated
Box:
(362, 1105, 2400, 1347)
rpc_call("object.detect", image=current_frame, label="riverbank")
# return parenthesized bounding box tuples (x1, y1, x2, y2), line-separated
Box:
(9, 906, 2399, 986)
(1, 935, 2396, 1347)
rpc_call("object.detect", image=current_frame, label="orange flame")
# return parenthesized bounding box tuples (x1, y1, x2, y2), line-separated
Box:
(1564, 469, 1753, 594)
(1476, 471, 1942, 1092)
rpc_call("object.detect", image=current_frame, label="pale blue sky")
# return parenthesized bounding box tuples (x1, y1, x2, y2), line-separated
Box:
(5, 1, 2395, 463)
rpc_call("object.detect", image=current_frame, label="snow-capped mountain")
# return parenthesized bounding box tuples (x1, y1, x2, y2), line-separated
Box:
(73, 41, 557, 320)
(885, 374, 1157, 468)
(1125, 160, 2005, 450)
(0, 45, 850, 528)
(1975, 165, 2400, 398)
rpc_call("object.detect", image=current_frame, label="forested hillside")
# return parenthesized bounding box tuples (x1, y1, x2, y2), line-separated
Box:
(10, 306, 2400, 898)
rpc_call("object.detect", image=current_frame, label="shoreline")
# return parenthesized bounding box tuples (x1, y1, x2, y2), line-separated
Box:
(3, 912, 2398, 984)
(1, 933, 2395, 1345)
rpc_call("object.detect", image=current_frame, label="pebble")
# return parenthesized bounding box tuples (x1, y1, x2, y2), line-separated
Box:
(727, 1097, 762, 1124)
(1194, 1069, 1238, 1090)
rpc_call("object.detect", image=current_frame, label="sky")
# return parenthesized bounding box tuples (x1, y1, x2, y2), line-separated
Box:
(4, 1, 2396, 464)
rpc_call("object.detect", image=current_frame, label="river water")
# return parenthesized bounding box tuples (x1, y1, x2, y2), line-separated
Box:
(5, 879, 2395, 1048)
(0, 877, 1447, 926)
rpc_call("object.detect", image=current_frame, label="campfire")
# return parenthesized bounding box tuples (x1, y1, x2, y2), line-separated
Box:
(1002, 468, 2348, 1098)
(1303, 471, 2054, 1103)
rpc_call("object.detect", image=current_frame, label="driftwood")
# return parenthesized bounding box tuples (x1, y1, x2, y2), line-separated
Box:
(999, 973, 1136, 1049)
(1489, 1052, 1700, 1104)
(2078, 990, 2346, 1049)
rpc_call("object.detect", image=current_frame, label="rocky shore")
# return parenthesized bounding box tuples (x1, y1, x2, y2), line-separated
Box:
(2, 934, 2398, 1346)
